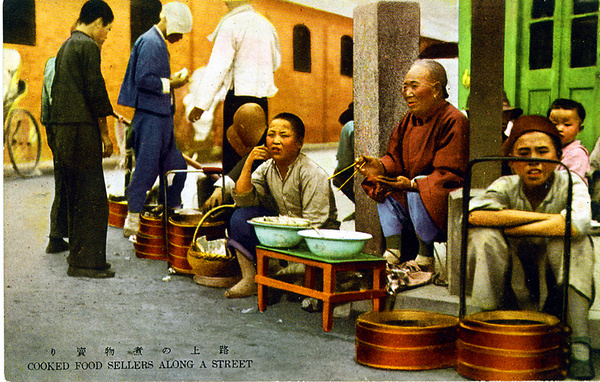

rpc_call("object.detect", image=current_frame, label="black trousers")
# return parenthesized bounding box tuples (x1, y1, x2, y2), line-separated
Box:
(54, 123, 108, 269)
(46, 124, 68, 240)
(222, 91, 268, 174)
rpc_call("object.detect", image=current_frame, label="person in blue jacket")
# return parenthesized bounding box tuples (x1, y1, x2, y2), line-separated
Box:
(118, 2, 193, 237)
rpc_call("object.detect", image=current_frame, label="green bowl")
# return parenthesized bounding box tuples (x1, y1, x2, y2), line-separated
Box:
(248, 217, 311, 248)
(298, 229, 372, 259)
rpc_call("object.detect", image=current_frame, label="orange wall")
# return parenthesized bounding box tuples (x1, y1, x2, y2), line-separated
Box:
(3, 0, 353, 164)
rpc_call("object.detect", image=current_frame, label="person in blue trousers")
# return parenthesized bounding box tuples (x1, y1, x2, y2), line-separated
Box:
(118, 2, 193, 237)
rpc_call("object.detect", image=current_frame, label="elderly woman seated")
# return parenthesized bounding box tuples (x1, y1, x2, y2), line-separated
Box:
(226, 112, 340, 298)
(356, 59, 469, 290)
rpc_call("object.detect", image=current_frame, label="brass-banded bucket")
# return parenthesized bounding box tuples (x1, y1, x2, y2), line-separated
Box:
(108, 195, 128, 228)
(139, 213, 164, 237)
(456, 310, 567, 380)
(356, 310, 459, 370)
(134, 232, 167, 261)
(168, 241, 194, 274)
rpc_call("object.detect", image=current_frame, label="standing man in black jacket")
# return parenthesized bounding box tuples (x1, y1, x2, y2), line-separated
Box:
(50, 0, 115, 278)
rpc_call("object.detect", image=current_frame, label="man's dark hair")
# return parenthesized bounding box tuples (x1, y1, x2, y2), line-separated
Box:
(273, 112, 305, 141)
(547, 98, 586, 123)
(78, 0, 114, 26)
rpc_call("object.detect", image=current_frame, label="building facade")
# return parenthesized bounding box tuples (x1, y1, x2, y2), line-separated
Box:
(3, 0, 354, 164)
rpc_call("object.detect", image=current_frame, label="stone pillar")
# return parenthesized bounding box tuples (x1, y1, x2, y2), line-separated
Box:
(353, 2, 420, 255)
(447, 0, 506, 295)
(469, 0, 506, 187)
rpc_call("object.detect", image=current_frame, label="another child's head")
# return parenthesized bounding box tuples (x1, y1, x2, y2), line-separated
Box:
(267, 112, 305, 165)
(502, 115, 562, 188)
(546, 98, 585, 147)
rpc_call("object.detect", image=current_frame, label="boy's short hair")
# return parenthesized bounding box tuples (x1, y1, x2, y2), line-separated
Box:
(502, 115, 563, 158)
(547, 98, 586, 123)
(272, 112, 305, 142)
(79, 0, 114, 26)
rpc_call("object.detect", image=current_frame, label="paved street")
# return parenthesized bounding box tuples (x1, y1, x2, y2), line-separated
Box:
(3, 146, 599, 381)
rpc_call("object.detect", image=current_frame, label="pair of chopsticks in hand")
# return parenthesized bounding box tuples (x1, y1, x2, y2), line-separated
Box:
(328, 160, 365, 192)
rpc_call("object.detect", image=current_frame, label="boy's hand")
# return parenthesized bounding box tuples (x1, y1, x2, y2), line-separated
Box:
(503, 213, 572, 237)
(248, 145, 271, 163)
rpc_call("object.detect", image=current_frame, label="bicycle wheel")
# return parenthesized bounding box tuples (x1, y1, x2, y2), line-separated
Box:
(5, 108, 41, 176)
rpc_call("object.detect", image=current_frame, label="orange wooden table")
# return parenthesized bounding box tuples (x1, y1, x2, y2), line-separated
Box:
(255, 245, 387, 332)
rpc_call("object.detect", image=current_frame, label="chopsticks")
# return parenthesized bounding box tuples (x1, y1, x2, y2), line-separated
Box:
(329, 161, 365, 192)
(328, 160, 359, 180)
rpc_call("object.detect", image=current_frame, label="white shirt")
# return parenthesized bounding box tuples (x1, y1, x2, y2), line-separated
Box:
(192, 5, 281, 111)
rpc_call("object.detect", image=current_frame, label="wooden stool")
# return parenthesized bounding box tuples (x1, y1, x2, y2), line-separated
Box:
(255, 245, 387, 331)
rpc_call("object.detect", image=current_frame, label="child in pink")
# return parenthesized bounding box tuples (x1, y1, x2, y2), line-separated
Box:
(547, 98, 590, 185)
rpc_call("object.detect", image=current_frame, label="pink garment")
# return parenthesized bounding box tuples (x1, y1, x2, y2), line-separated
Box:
(561, 140, 590, 185)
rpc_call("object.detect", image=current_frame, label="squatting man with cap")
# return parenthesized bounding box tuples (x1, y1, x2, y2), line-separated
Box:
(118, 2, 193, 237)
(198, 103, 268, 212)
(467, 115, 595, 380)
(356, 59, 469, 291)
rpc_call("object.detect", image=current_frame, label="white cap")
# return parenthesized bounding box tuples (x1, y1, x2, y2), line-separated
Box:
(160, 2, 193, 35)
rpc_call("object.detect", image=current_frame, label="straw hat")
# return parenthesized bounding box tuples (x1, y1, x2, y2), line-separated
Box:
(226, 103, 267, 157)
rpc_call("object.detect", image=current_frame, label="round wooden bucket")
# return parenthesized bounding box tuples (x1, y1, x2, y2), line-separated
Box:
(134, 232, 167, 261)
(356, 310, 459, 370)
(139, 213, 164, 237)
(168, 241, 194, 274)
(108, 195, 128, 228)
(456, 310, 567, 380)
(167, 209, 226, 274)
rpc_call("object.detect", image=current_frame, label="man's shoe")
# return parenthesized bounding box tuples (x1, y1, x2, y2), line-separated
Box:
(67, 265, 115, 278)
(123, 212, 140, 238)
(415, 254, 434, 272)
(569, 336, 596, 380)
(46, 238, 69, 253)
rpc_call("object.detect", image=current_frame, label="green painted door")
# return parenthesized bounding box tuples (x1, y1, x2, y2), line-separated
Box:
(516, 0, 600, 150)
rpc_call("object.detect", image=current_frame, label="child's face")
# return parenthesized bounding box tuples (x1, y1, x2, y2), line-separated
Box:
(509, 131, 559, 188)
(266, 119, 302, 166)
(548, 108, 583, 146)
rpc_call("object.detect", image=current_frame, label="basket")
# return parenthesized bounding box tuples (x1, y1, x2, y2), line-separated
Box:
(186, 204, 241, 287)
(166, 209, 226, 274)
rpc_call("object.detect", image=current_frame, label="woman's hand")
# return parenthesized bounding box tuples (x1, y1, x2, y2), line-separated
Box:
(355, 155, 384, 177)
(375, 175, 411, 191)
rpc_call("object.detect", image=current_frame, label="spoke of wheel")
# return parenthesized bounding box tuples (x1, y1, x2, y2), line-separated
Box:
(6, 109, 41, 176)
